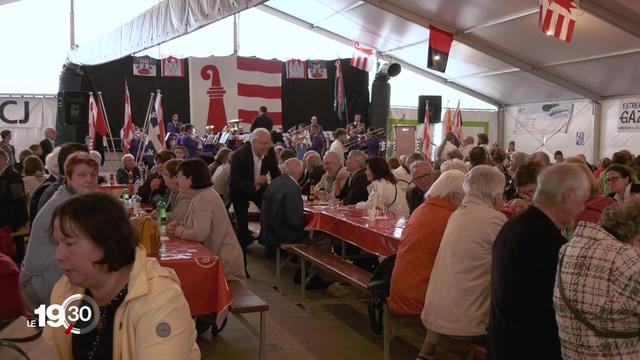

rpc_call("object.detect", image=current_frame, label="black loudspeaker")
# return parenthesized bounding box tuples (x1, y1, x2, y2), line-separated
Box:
(56, 91, 90, 145)
(58, 91, 89, 124)
(418, 95, 442, 124)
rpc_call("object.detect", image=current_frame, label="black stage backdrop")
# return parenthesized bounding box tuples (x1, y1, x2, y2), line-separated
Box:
(73, 56, 369, 138)
(81, 56, 191, 136)
(281, 58, 370, 131)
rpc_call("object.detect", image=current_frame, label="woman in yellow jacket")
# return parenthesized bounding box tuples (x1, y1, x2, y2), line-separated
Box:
(44, 192, 200, 360)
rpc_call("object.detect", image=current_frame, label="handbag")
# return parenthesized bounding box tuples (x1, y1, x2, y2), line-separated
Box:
(367, 253, 396, 335)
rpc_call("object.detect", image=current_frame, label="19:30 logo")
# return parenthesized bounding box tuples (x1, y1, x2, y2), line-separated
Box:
(27, 294, 100, 335)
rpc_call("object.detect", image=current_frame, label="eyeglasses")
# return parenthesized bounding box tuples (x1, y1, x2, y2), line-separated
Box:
(517, 190, 534, 200)
(606, 176, 623, 184)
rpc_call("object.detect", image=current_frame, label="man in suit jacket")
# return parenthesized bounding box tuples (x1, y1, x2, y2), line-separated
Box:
(488, 164, 591, 360)
(230, 128, 280, 271)
(250, 105, 273, 132)
(39, 128, 56, 164)
(259, 158, 306, 254)
(338, 150, 369, 205)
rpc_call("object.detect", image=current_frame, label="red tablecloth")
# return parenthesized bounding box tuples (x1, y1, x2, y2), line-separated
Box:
(155, 237, 232, 323)
(98, 184, 134, 198)
(304, 205, 406, 257)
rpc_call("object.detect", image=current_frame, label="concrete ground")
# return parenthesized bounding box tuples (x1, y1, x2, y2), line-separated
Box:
(197, 237, 469, 360)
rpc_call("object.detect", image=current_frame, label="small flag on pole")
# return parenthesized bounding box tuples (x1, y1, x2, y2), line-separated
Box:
(122, 80, 134, 154)
(539, 0, 578, 43)
(422, 110, 431, 160)
(88, 93, 98, 148)
(334, 60, 347, 122)
(452, 100, 464, 142)
(147, 92, 165, 153)
(443, 107, 453, 134)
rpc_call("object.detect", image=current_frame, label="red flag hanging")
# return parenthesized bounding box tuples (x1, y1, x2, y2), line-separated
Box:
(95, 95, 108, 137)
(422, 111, 432, 160)
(539, 0, 577, 43)
(427, 26, 454, 73)
(122, 80, 134, 154)
(443, 107, 453, 134)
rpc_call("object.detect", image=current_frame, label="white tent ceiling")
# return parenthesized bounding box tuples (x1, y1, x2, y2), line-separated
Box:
(260, 0, 640, 107)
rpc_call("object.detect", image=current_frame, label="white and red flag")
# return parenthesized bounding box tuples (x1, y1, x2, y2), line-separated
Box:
(422, 110, 432, 160)
(161, 56, 184, 77)
(286, 59, 307, 79)
(121, 80, 134, 154)
(189, 55, 282, 130)
(539, 0, 578, 43)
(350, 41, 376, 72)
(452, 100, 464, 142)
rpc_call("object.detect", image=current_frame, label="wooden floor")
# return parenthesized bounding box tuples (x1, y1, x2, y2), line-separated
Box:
(197, 234, 466, 360)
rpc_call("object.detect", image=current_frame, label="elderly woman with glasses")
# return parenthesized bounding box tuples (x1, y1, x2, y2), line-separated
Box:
(605, 164, 640, 203)
(554, 198, 640, 359)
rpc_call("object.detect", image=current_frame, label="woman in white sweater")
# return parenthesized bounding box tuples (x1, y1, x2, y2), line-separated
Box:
(168, 159, 246, 280)
(356, 156, 410, 217)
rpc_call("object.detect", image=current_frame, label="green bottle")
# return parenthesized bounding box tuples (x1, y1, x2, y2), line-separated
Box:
(122, 188, 130, 201)
(157, 201, 167, 235)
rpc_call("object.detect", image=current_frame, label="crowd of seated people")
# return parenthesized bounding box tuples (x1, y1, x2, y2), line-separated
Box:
(4, 120, 640, 360)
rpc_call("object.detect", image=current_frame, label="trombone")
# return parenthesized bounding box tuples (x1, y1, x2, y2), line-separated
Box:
(344, 128, 384, 149)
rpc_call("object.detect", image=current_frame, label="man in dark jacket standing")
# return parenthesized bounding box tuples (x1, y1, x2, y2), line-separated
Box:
(230, 128, 280, 274)
(259, 158, 306, 254)
(488, 164, 591, 360)
(39, 128, 56, 163)
(250, 106, 273, 132)
(0, 149, 27, 232)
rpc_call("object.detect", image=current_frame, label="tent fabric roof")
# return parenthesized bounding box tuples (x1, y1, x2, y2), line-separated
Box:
(262, 0, 640, 106)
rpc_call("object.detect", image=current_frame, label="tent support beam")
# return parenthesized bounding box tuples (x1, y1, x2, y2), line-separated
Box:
(592, 101, 601, 164)
(258, 3, 504, 108)
(363, 0, 603, 102)
(580, 0, 640, 39)
(497, 107, 505, 148)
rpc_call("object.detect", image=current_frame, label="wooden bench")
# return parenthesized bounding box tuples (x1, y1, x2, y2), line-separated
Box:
(228, 280, 269, 360)
(280, 243, 372, 304)
(281, 244, 486, 360)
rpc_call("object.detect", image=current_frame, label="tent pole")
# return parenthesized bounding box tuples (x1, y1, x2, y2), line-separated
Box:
(69, 0, 75, 49)
(97, 92, 118, 171)
(592, 101, 601, 165)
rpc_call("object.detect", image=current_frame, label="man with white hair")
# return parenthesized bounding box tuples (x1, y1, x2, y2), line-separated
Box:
(488, 163, 591, 360)
(259, 158, 306, 256)
(406, 161, 434, 214)
(230, 128, 280, 274)
(420, 165, 507, 357)
(338, 150, 369, 205)
(116, 153, 141, 184)
(316, 151, 349, 200)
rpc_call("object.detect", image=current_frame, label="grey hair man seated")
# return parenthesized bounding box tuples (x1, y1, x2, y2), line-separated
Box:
(259, 158, 307, 256)
(488, 163, 591, 360)
(406, 161, 434, 215)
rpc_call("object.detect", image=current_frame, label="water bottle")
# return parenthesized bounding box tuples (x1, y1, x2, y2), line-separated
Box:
(134, 178, 143, 196)
(157, 200, 168, 255)
(131, 194, 142, 216)
(157, 200, 167, 236)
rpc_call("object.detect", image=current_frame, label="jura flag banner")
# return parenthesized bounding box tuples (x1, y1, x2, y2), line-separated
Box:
(189, 55, 282, 131)
(334, 60, 347, 122)
(539, 0, 577, 43)
(427, 25, 453, 73)
(350, 41, 376, 72)
(133, 56, 157, 77)
(286, 59, 307, 79)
